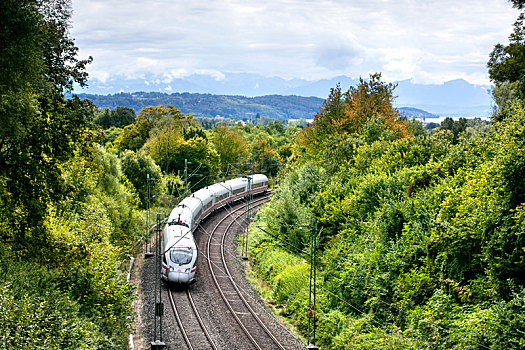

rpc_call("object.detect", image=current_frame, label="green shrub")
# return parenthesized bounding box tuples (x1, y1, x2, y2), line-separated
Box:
(272, 262, 310, 304)
(0, 258, 104, 349)
(0, 283, 102, 349)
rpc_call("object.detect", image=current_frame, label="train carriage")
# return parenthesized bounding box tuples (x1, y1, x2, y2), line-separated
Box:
(192, 187, 215, 221)
(250, 174, 269, 195)
(207, 182, 231, 209)
(228, 177, 249, 202)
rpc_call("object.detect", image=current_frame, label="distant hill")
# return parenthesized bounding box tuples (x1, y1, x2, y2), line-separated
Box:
(78, 92, 324, 119)
(395, 79, 492, 117)
(80, 91, 441, 121)
(398, 107, 437, 119)
(75, 72, 493, 116)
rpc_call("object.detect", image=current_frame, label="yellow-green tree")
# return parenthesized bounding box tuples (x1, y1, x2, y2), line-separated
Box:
(213, 125, 249, 175)
(146, 124, 219, 188)
(0, 0, 95, 253)
(115, 105, 192, 151)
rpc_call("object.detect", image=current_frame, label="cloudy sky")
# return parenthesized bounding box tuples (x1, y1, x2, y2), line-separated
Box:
(71, 0, 519, 86)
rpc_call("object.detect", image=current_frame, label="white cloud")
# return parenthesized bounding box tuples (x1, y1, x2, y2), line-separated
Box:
(168, 69, 189, 80)
(71, 0, 520, 86)
(136, 57, 158, 66)
(89, 69, 111, 84)
(195, 69, 226, 81)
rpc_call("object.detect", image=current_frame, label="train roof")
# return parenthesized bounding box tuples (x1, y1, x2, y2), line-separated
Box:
(167, 174, 268, 222)
(168, 196, 201, 222)
(250, 174, 268, 183)
(192, 187, 214, 201)
(225, 177, 249, 188)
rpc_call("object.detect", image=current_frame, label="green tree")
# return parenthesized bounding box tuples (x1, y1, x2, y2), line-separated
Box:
(440, 117, 468, 144)
(251, 138, 280, 176)
(511, 0, 525, 9)
(95, 106, 136, 129)
(299, 73, 411, 159)
(146, 129, 219, 188)
(116, 105, 189, 152)
(213, 125, 249, 175)
(102, 126, 125, 145)
(0, 0, 94, 253)
(487, 4, 525, 105)
(121, 150, 163, 208)
(299, 83, 345, 154)
(344, 73, 401, 134)
(487, 13, 525, 84)
(93, 147, 140, 245)
(491, 81, 519, 121)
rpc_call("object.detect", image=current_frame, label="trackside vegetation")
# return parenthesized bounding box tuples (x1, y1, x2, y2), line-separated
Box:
(244, 3, 525, 346)
(246, 75, 525, 348)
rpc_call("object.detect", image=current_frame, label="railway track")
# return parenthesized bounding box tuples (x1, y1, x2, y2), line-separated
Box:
(206, 196, 288, 350)
(161, 193, 301, 349)
(168, 286, 218, 350)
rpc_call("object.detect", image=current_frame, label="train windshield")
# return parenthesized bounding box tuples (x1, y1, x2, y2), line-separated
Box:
(170, 248, 193, 265)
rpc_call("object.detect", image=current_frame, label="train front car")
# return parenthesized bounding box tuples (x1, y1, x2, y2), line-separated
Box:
(160, 174, 268, 285)
(162, 224, 197, 284)
(161, 197, 201, 284)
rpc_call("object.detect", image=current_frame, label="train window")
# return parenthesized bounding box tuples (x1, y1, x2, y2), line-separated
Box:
(170, 248, 193, 265)
(233, 187, 244, 195)
(168, 220, 189, 227)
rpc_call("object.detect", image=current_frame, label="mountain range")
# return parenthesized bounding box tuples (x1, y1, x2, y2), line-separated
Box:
(76, 72, 494, 117)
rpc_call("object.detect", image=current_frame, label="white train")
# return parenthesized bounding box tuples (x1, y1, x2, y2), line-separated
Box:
(162, 174, 269, 284)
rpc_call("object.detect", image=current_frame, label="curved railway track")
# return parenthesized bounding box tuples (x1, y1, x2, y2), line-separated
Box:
(206, 196, 287, 350)
(160, 193, 301, 349)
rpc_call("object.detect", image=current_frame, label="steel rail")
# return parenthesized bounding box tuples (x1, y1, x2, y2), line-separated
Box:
(187, 288, 218, 350)
(219, 200, 287, 350)
(207, 195, 286, 350)
(168, 288, 193, 350)
(168, 286, 218, 350)
(207, 199, 265, 349)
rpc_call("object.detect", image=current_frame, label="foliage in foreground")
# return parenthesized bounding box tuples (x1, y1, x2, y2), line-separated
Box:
(0, 147, 139, 349)
(1, 1, 137, 347)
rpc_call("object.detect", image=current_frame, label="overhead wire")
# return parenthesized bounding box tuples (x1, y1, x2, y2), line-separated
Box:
(248, 225, 421, 348)
(192, 204, 302, 343)
(158, 176, 493, 349)
(196, 205, 416, 347)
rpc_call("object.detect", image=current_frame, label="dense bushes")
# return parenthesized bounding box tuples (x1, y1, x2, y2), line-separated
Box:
(0, 255, 108, 349)
(248, 101, 525, 348)
(0, 2, 141, 347)
(0, 147, 139, 348)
